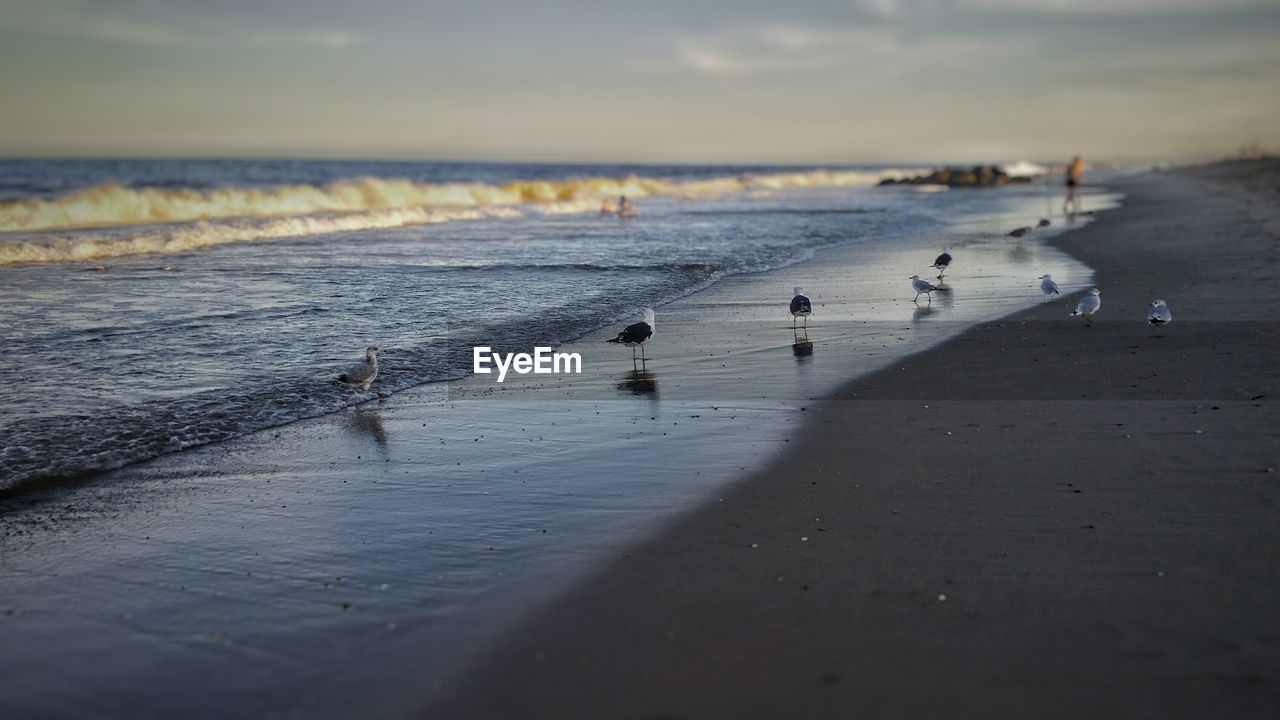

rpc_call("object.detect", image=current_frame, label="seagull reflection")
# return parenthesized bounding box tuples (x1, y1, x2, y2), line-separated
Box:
(912, 304, 936, 323)
(932, 282, 955, 308)
(1008, 241, 1032, 264)
(348, 408, 389, 456)
(617, 369, 658, 396)
(792, 329, 813, 359)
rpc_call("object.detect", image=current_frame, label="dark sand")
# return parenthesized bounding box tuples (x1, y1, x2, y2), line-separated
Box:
(428, 162, 1280, 718)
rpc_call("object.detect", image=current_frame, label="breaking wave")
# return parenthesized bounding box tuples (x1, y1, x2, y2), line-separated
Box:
(0, 169, 912, 233)
(0, 206, 523, 265)
(0, 169, 916, 266)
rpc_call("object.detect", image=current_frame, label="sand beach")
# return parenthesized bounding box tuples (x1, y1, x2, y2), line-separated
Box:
(2, 163, 1277, 719)
(427, 162, 1280, 718)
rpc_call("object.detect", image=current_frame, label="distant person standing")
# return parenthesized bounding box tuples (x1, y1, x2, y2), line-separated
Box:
(618, 195, 638, 218)
(1063, 154, 1084, 216)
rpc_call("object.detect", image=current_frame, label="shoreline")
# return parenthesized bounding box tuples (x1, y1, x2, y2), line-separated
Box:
(427, 162, 1280, 718)
(0, 180, 1041, 496)
(0, 180, 1108, 718)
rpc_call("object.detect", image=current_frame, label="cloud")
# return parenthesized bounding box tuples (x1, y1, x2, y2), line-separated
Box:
(983, 0, 1266, 11)
(666, 24, 893, 76)
(86, 20, 188, 48)
(82, 21, 358, 51)
(0, 2, 356, 51)
(850, 0, 905, 18)
(873, 0, 1271, 15)
(663, 22, 1025, 77)
(242, 29, 356, 50)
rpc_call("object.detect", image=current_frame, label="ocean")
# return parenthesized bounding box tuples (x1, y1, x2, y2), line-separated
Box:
(0, 158, 1009, 490)
(0, 157, 1126, 716)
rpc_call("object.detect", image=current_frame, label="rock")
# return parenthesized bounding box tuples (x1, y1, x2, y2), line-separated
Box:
(878, 165, 1034, 188)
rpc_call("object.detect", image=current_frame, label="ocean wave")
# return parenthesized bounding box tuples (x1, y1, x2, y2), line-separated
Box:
(1001, 160, 1049, 178)
(0, 169, 915, 234)
(0, 352, 464, 492)
(0, 206, 522, 266)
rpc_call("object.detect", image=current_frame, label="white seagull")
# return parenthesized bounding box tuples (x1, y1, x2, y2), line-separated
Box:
(1039, 274, 1060, 296)
(1148, 299, 1172, 326)
(1071, 288, 1102, 325)
(790, 287, 812, 328)
(607, 307, 655, 361)
(910, 274, 938, 303)
(337, 346, 380, 390)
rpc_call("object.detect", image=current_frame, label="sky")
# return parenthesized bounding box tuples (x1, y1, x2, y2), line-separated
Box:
(0, 0, 1277, 163)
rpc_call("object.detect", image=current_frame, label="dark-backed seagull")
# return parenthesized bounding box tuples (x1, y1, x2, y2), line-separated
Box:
(337, 346, 380, 390)
(1071, 288, 1102, 325)
(607, 307, 654, 361)
(932, 252, 952, 279)
(1039, 274, 1060, 295)
(1009, 226, 1032, 237)
(1148, 299, 1172, 325)
(910, 275, 938, 303)
(790, 287, 812, 328)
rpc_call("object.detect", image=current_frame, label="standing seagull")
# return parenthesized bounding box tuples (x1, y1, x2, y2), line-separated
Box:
(337, 346, 380, 390)
(910, 275, 938, 303)
(607, 307, 655, 361)
(1147, 299, 1172, 326)
(932, 252, 952, 279)
(1039, 274, 1060, 296)
(1070, 288, 1102, 325)
(790, 287, 812, 328)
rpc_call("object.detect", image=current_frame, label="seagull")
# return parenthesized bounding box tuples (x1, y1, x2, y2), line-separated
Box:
(1148, 299, 1172, 325)
(790, 287, 812, 328)
(1009, 226, 1032, 238)
(337, 346, 380, 390)
(931, 252, 952, 279)
(607, 307, 655, 361)
(910, 275, 938, 303)
(1070, 288, 1102, 325)
(1039, 274, 1060, 295)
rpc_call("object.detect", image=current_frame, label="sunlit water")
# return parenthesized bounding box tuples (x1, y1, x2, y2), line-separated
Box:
(0, 158, 1077, 489)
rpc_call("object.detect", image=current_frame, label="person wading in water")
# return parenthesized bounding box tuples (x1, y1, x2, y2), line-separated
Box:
(1063, 154, 1084, 217)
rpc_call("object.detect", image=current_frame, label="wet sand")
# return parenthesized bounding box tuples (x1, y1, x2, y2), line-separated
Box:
(0, 185, 1100, 718)
(428, 162, 1280, 718)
